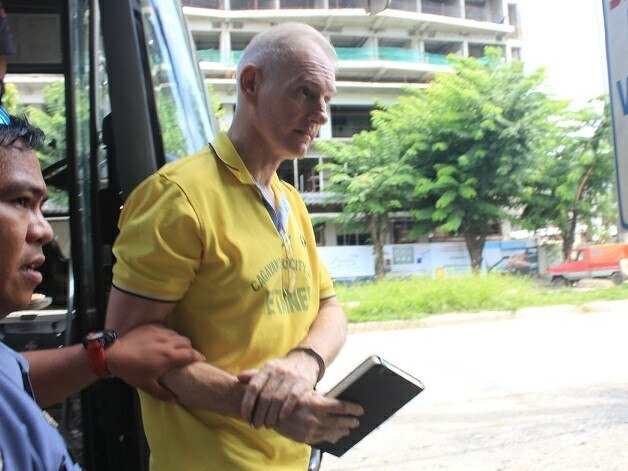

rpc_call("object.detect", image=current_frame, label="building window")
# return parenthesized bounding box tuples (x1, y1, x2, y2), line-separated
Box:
(277, 157, 326, 192)
(508, 3, 519, 26)
(388, 0, 418, 12)
(424, 40, 462, 56)
(281, 0, 326, 7)
(328, 0, 364, 8)
(194, 32, 220, 51)
(230, 0, 275, 10)
(466, 0, 503, 22)
(331, 105, 374, 138)
(181, 0, 222, 8)
(337, 232, 370, 245)
(314, 224, 325, 245)
(421, 0, 460, 17)
(468, 43, 503, 59)
(392, 219, 419, 243)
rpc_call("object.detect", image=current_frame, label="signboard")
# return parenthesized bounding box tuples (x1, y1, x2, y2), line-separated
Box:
(603, 0, 628, 228)
(317, 246, 375, 280)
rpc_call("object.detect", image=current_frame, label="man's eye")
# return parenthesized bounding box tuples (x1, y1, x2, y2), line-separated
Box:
(14, 197, 29, 207)
(301, 87, 310, 97)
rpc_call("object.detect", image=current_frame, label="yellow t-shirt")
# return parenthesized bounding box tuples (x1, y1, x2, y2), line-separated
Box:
(112, 132, 335, 470)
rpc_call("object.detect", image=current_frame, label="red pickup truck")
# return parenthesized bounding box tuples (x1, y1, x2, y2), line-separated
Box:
(547, 243, 628, 286)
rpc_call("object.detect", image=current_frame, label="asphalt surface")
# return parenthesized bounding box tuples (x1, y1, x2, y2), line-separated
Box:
(317, 300, 628, 471)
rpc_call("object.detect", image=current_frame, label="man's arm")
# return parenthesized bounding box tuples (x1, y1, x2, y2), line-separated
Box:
(105, 286, 247, 418)
(240, 296, 348, 428)
(107, 287, 361, 443)
(22, 323, 205, 408)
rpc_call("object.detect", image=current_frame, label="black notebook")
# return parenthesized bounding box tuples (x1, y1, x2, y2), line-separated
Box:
(316, 355, 425, 457)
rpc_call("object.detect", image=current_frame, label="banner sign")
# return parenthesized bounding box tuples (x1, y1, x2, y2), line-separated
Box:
(603, 0, 628, 227)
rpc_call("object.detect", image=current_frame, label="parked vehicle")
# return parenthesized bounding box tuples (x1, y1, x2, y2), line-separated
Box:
(546, 243, 628, 286)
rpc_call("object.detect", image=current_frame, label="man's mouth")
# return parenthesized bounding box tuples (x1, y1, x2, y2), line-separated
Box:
(20, 258, 45, 284)
(296, 128, 316, 140)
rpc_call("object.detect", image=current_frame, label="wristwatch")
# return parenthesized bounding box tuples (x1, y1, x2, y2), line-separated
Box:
(82, 329, 117, 378)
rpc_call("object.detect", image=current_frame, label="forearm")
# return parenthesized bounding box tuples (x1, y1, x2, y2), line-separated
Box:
(160, 361, 247, 418)
(22, 345, 97, 407)
(295, 296, 347, 368)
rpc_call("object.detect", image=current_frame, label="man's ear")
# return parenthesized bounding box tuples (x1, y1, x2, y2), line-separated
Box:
(239, 64, 259, 105)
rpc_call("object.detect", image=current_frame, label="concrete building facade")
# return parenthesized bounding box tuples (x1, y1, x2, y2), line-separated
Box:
(182, 0, 522, 246)
(8, 0, 522, 246)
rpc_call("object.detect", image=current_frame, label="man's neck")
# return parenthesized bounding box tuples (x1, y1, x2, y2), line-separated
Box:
(227, 124, 281, 187)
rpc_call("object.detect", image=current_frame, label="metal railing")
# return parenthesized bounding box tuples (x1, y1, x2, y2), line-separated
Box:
(197, 47, 449, 65)
(336, 47, 450, 65)
(197, 47, 450, 66)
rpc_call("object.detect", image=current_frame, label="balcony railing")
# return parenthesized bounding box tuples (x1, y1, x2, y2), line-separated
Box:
(197, 49, 244, 65)
(197, 47, 450, 66)
(336, 47, 450, 65)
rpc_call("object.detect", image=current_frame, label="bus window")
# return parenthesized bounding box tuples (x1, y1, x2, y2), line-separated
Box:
(139, 0, 216, 160)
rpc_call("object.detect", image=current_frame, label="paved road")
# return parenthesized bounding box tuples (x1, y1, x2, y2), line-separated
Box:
(317, 305, 628, 470)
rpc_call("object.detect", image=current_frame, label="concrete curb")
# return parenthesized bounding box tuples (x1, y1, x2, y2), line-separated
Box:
(347, 299, 628, 333)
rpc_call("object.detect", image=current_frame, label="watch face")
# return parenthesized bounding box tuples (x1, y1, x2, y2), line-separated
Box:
(83, 330, 117, 348)
(85, 332, 104, 341)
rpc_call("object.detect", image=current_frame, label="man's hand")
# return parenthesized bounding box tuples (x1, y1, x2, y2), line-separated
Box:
(238, 351, 321, 428)
(106, 323, 205, 402)
(272, 391, 363, 444)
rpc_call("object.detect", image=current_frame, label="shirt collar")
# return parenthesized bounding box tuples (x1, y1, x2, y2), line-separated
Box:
(211, 131, 282, 188)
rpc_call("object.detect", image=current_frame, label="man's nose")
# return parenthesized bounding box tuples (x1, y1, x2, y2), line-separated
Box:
(310, 96, 328, 125)
(29, 211, 54, 246)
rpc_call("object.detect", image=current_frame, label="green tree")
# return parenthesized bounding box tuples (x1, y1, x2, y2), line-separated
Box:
(155, 83, 225, 159)
(26, 81, 67, 168)
(317, 130, 415, 278)
(17, 81, 70, 207)
(2, 82, 22, 115)
(521, 98, 616, 258)
(373, 48, 561, 271)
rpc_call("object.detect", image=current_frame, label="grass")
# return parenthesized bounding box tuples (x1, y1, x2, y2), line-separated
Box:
(334, 274, 628, 323)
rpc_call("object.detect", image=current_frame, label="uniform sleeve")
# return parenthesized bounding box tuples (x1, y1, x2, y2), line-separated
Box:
(112, 174, 203, 301)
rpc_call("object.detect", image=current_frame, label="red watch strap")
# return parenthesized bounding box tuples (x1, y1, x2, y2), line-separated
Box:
(86, 341, 112, 378)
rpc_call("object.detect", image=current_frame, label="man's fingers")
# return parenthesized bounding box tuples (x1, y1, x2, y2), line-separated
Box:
(240, 388, 259, 421)
(263, 394, 286, 428)
(329, 399, 364, 418)
(240, 373, 268, 420)
(169, 349, 205, 367)
(278, 395, 298, 421)
(323, 414, 361, 430)
(237, 369, 257, 384)
(250, 376, 286, 428)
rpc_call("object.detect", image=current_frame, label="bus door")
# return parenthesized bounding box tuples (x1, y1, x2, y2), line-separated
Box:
(2, 0, 216, 469)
